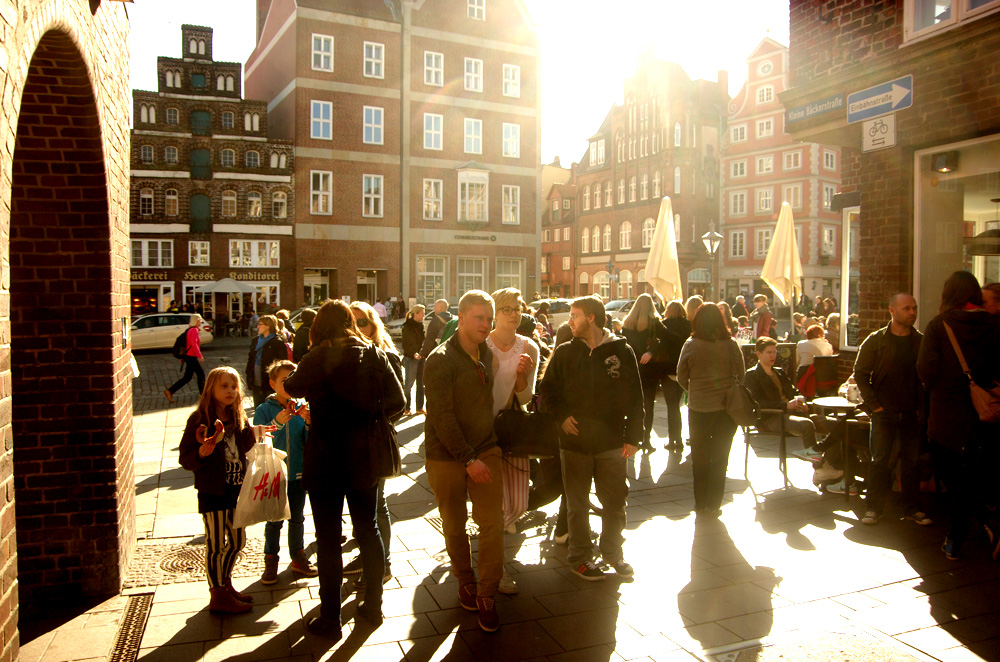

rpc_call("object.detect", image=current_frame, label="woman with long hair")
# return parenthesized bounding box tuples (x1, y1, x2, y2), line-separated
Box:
(661, 300, 692, 449)
(284, 300, 404, 639)
(676, 303, 745, 516)
(917, 271, 1000, 560)
(401, 304, 427, 415)
(717, 301, 738, 338)
(621, 293, 676, 453)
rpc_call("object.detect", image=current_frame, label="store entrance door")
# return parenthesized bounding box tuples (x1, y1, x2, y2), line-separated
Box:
(357, 270, 377, 304)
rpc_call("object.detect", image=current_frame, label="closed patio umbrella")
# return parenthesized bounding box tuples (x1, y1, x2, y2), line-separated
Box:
(761, 202, 803, 337)
(644, 197, 684, 303)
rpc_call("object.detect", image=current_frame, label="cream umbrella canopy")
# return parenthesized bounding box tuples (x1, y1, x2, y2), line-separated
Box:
(761, 202, 804, 335)
(644, 197, 684, 303)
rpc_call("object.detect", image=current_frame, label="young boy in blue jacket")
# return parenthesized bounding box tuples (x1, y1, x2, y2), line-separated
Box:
(254, 359, 317, 584)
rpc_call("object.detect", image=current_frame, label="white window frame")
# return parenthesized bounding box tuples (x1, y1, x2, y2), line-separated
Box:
(730, 230, 746, 258)
(603, 224, 611, 251)
(783, 151, 801, 170)
(221, 190, 237, 217)
(247, 191, 262, 218)
(618, 179, 625, 204)
(553, 228, 560, 242)
(904, 0, 1000, 41)
(731, 191, 747, 216)
(246, 151, 260, 168)
(132, 239, 173, 268)
(458, 170, 488, 223)
(673, 166, 681, 194)
(757, 118, 774, 138)
(424, 51, 443, 86)
(543, 229, 551, 243)
(496, 258, 523, 291)
(311, 100, 332, 140)
(229, 240, 280, 268)
(272, 191, 287, 218)
(731, 124, 747, 143)
(652, 171, 661, 197)
(139, 188, 154, 216)
(464, 58, 483, 92)
(640, 174, 648, 200)
(188, 240, 210, 266)
(363, 42, 384, 79)
(755, 229, 772, 258)
(629, 177, 636, 202)
(464, 118, 482, 154)
(220, 149, 234, 167)
(502, 123, 520, 158)
(823, 149, 837, 171)
(731, 160, 746, 178)
(823, 184, 837, 210)
(757, 85, 774, 104)
(164, 146, 178, 164)
(604, 181, 612, 207)
(140, 145, 154, 164)
(783, 184, 802, 210)
(619, 221, 632, 250)
(642, 218, 655, 248)
(423, 178, 443, 220)
(165, 189, 178, 216)
(312, 34, 334, 72)
(581, 227, 590, 254)
(592, 225, 600, 253)
(457, 257, 486, 292)
(424, 113, 443, 150)
(310, 170, 333, 215)
(468, 0, 486, 20)
(220, 111, 232, 129)
(416, 256, 447, 304)
(756, 188, 773, 213)
(363, 106, 384, 145)
(166, 108, 179, 125)
(756, 156, 774, 175)
(503, 64, 520, 98)
(563, 227, 570, 242)
(562, 256, 571, 271)
(362, 174, 384, 218)
(822, 226, 837, 256)
(502, 185, 520, 225)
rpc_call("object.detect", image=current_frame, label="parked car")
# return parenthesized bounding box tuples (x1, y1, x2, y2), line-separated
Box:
(528, 298, 572, 328)
(130, 313, 213, 351)
(288, 305, 320, 330)
(604, 299, 634, 322)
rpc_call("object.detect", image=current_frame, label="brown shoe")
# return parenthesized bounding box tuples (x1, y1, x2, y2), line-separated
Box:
(225, 580, 253, 603)
(476, 595, 499, 632)
(261, 554, 279, 585)
(208, 587, 252, 614)
(163, 389, 174, 403)
(290, 550, 318, 577)
(458, 583, 478, 612)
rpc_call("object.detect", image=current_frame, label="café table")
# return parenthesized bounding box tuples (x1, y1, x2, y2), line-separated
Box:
(811, 395, 860, 501)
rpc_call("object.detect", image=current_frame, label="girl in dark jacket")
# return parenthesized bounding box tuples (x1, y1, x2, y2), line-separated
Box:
(246, 314, 287, 406)
(917, 271, 1000, 561)
(401, 304, 427, 414)
(661, 300, 692, 449)
(284, 300, 405, 640)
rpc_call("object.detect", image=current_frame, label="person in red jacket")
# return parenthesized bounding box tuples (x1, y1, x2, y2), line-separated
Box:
(165, 314, 206, 402)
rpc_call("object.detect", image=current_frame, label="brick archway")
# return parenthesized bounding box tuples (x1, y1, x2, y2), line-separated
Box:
(9, 30, 128, 608)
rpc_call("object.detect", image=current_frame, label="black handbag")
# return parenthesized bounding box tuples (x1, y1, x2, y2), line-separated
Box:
(494, 392, 560, 459)
(365, 347, 402, 479)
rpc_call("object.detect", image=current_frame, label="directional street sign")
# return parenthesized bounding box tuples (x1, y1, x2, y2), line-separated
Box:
(847, 75, 913, 124)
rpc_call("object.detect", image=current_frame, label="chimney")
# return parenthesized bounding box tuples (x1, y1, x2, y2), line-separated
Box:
(552, 156, 561, 167)
(257, 0, 272, 43)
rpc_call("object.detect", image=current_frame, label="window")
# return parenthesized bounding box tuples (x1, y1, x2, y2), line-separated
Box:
(165, 71, 177, 88)
(618, 179, 625, 204)
(822, 226, 836, 256)
(757, 188, 773, 213)
(731, 191, 746, 215)
(310, 171, 332, 214)
(757, 118, 774, 138)
(503, 64, 520, 97)
(619, 221, 632, 249)
(246, 151, 260, 168)
(221, 149, 234, 167)
(416, 256, 446, 304)
(189, 241, 209, 266)
(424, 113, 443, 150)
(272, 191, 287, 218)
(423, 179, 442, 220)
(166, 108, 178, 125)
(457, 258, 486, 292)
(593, 186, 600, 209)
(554, 229, 560, 242)
(229, 240, 280, 268)
(364, 42, 384, 78)
(139, 104, 155, 124)
(221, 111, 233, 129)
(756, 156, 773, 175)
(139, 188, 154, 215)
(731, 125, 747, 142)
(731, 160, 746, 178)
(247, 192, 262, 217)
(783, 184, 802, 209)
(312, 34, 334, 71)
(502, 123, 520, 158)
(823, 150, 836, 170)
(464, 118, 482, 154)
(757, 86, 774, 104)
(823, 184, 837, 210)
(424, 51, 443, 86)
(364, 106, 384, 145)
(640, 174, 648, 200)
(642, 218, 655, 248)
(191, 73, 206, 89)
(464, 58, 483, 92)
(496, 259, 522, 291)
(362, 174, 383, 217)
(905, 0, 999, 40)
(543, 230, 551, 243)
(221, 190, 237, 217)
(582, 185, 590, 210)
(562, 256, 571, 271)
(604, 181, 612, 207)
(165, 189, 178, 216)
(164, 146, 178, 164)
(468, 0, 485, 20)
(673, 167, 681, 194)
(603, 224, 611, 251)
(652, 171, 661, 198)
(581, 227, 589, 254)
(458, 170, 488, 222)
(755, 229, 772, 257)
(674, 121, 682, 147)
(629, 177, 636, 202)
(311, 101, 332, 140)
(140, 145, 153, 164)
(563, 227, 570, 242)
(592, 225, 600, 252)
(730, 230, 746, 258)
(131, 239, 173, 267)
(783, 151, 801, 170)
(594, 271, 610, 300)
(502, 185, 520, 225)
(278, 154, 287, 168)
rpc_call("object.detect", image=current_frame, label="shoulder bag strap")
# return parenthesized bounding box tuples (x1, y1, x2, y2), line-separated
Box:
(942, 322, 973, 380)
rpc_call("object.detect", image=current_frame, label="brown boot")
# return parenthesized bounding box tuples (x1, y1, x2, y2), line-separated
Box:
(261, 554, 279, 585)
(208, 587, 252, 614)
(225, 580, 253, 603)
(290, 550, 318, 577)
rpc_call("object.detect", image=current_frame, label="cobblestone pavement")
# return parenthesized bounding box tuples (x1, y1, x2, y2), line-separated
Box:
(17, 343, 1000, 661)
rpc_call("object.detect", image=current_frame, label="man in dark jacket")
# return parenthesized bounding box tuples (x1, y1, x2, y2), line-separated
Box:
(419, 299, 453, 358)
(423, 290, 503, 633)
(540, 295, 642, 582)
(855, 293, 930, 526)
(292, 308, 315, 362)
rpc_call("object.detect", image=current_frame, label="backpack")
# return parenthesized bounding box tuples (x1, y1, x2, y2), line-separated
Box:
(171, 330, 188, 359)
(438, 317, 459, 345)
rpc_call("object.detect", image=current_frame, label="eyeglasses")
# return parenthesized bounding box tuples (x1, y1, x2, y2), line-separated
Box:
(356, 318, 371, 328)
(476, 360, 487, 385)
(498, 306, 520, 316)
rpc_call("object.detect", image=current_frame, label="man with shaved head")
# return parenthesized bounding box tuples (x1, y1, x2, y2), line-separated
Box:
(854, 293, 930, 527)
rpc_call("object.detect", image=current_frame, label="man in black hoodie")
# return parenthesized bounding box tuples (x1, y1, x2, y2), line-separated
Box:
(540, 295, 643, 582)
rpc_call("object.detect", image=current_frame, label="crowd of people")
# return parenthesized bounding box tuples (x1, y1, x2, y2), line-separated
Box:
(173, 271, 1000, 639)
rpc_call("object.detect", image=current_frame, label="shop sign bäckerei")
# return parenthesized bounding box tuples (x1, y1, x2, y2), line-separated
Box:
(230, 271, 280, 281)
(131, 270, 169, 281)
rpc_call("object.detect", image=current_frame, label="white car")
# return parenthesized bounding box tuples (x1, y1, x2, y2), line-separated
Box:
(605, 299, 634, 323)
(528, 298, 572, 328)
(130, 313, 214, 351)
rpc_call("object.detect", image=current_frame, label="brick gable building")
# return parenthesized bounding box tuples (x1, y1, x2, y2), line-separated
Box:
(130, 25, 295, 324)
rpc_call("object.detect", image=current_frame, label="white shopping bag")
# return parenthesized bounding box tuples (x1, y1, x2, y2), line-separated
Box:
(233, 438, 291, 529)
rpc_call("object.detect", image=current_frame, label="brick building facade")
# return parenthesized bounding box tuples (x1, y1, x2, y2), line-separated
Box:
(245, 0, 540, 308)
(721, 38, 843, 304)
(783, 0, 1000, 357)
(541, 182, 576, 297)
(573, 54, 728, 301)
(130, 25, 295, 325)
(1, 0, 133, 657)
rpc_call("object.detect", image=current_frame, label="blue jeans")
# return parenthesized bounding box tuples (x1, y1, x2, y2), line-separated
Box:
(403, 356, 424, 410)
(866, 411, 921, 516)
(688, 410, 738, 512)
(263, 479, 306, 555)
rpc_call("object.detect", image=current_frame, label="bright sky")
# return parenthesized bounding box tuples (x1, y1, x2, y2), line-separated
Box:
(128, 0, 790, 165)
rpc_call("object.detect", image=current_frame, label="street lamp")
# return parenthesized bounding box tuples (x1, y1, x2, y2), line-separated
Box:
(701, 229, 723, 300)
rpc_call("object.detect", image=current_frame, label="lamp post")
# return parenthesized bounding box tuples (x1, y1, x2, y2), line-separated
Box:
(701, 229, 723, 300)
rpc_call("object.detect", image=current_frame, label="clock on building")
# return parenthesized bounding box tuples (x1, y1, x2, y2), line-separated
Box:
(757, 60, 773, 76)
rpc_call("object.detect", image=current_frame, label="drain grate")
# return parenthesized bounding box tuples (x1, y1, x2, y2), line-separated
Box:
(107, 593, 153, 662)
(124, 538, 266, 588)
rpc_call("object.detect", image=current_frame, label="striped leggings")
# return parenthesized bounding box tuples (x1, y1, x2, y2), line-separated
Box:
(203, 509, 246, 589)
(502, 456, 531, 529)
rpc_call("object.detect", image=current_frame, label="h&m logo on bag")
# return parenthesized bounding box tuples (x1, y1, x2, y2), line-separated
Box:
(253, 472, 282, 501)
(605, 355, 621, 379)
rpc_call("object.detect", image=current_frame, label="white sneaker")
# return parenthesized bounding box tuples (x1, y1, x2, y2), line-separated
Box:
(553, 532, 569, 544)
(812, 462, 844, 484)
(498, 570, 519, 595)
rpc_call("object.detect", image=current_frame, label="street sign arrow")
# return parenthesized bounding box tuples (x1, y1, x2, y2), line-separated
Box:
(847, 75, 913, 124)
